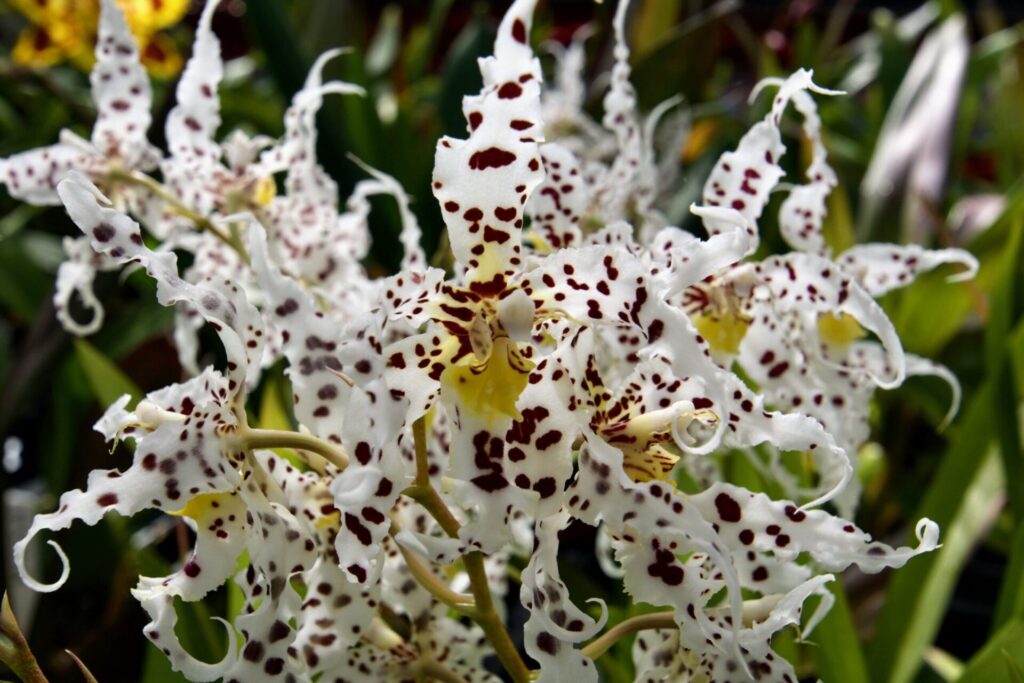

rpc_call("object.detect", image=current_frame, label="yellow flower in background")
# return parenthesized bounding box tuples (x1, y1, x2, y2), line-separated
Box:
(9, 0, 189, 78)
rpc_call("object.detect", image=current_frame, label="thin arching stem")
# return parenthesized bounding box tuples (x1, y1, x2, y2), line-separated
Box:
(417, 659, 471, 683)
(389, 524, 475, 612)
(108, 168, 250, 262)
(238, 427, 348, 471)
(580, 611, 676, 660)
(403, 417, 531, 683)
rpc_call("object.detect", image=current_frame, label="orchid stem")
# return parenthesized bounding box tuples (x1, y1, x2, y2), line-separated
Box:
(404, 417, 531, 683)
(389, 524, 475, 612)
(238, 427, 348, 470)
(417, 658, 471, 683)
(108, 168, 250, 263)
(580, 610, 676, 660)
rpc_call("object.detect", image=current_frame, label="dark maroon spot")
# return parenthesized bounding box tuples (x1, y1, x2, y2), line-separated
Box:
(344, 513, 372, 546)
(511, 18, 527, 43)
(472, 471, 509, 492)
(483, 226, 510, 244)
(498, 82, 523, 99)
(362, 506, 385, 525)
(495, 206, 518, 222)
(469, 147, 516, 170)
(532, 477, 557, 498)
(243, 641, 264, 662)
(784, 505, 806, 522)
(268, 620, 290, 642)
(347, 564, 367, 582)
(536, 631, 559, 655)
(714, 492, 742, 522)
(97, 493, 118, 507)
(93, 224, 116, 242)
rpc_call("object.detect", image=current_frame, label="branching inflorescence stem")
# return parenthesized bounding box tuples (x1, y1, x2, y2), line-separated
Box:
(404, 417, 532, 683)
(580, 610, 677, 660)
(108, 168, 250, 262)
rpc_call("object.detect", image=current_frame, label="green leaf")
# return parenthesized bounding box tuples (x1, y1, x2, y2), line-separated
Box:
(0, 233, 51, 319)
(995, 522, 1024, 630)
(868, 445, 1005, 683)
(73, 338, 142, 408)
(987, 217, 1024, 518)
(141, 641, 189, 683)
(810, 582, 870, 683)
(958, 619, 1024, 683)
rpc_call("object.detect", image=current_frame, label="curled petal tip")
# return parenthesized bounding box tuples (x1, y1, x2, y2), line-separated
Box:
(916, 518, 941, 549)
(15, 539, 71, 593)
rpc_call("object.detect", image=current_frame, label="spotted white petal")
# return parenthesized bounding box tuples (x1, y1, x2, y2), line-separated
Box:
(757, 252, 906, 388)
(162, 0, 224, 216)
(58, 174, 264, 389)
(520, 511, 605, 682)
(702, 69, 837, 254)
(165, 0, 222, 168)
(15, 368, 241, 593)
(525, 142, 586, 251)
(0, 144, 91, 206)
(53, 236, 118, 336)
(433, 0, 544, 288)
(91, 0, 155, 166)
(332, 384, 410, 584)
(691, 482, 940, 573)
(836, 243, 979, 297)
(249, 223, 350, 443)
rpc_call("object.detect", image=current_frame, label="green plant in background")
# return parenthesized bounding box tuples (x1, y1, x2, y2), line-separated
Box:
(0, 0, 1022, 682)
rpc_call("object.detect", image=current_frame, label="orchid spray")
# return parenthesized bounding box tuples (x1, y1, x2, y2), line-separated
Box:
(2, 1, 978, 681)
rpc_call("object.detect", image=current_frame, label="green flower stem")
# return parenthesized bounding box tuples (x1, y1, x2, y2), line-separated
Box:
(463, 551, 531, 683)
(405, 418, 531, 683)
(389, 525, 475, 612)
(417, 658, 471, 683)
(108, 168, 250, 263)
(237, 428, 348, 470)
(579, 610, 676, 660)
(412, 417, 431, 488)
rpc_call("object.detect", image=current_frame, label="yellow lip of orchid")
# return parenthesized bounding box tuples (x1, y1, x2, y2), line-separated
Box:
(692, 309, 751, 356)
(441, 336, 535, 425)
(817, 311, 867, 350)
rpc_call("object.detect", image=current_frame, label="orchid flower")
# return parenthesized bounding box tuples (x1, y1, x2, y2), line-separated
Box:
(14, 175, 382, 680)
(529, 3, 686, 248)
(732, 72, 977, 510)
(1, 0, 160, 335)
(1, 0, 158, 207)
(9, 0, 969, 680)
